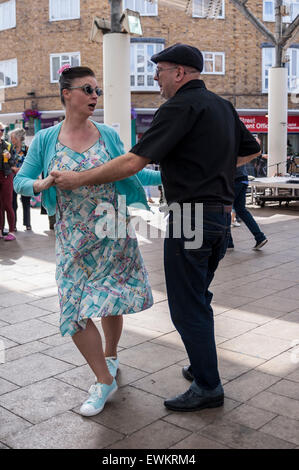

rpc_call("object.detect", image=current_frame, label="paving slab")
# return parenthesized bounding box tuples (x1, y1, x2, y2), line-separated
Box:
(0, 352, 74, 386)
(223, 370, 280, 402)
(170, 434, 231, 449)
(0, 378, 19, 396)
(214, 315, 258, 339)
(219, 332, 292, 360)
(216, 349, 265, 381)
(260, 415, 299, 446)
(108, 419, 191, 450)
(0, 304, 52, 325)
(118, 342, 187, 373)
(4, 341, 50, 363)
(2, 411, 123, 449)
(85, 385, 169, 435)
(198, 418, 294, 449)
(28, 296, 60, 313)
(256, 351, 299, 378)
(163, 398, 240, 433)
(267, 379, 299, 400)
(0, 378, 86, 424)
(131, 364, 187, 398)
(247, 391, 299, 420)
(0, 406, 32, 439)
(0, 292, 40, 309)
(42, 342, 88, 367)
(117, 323, 164, 348)
(224, 404, 277, 430)
(0, 319, 59, 344)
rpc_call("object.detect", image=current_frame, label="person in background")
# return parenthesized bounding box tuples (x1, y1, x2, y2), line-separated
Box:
(231, 208, 240, 227)
(0, 122, 16, 241)
(254, 137, 267, 178)
(14, 65, 161, 417)
(9, 128, 32, 231)
(228, 137, 268, 251)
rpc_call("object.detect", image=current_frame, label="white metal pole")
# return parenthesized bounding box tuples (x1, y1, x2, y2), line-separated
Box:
(103, 33, 131, 152)
(267, 67, 288, 176)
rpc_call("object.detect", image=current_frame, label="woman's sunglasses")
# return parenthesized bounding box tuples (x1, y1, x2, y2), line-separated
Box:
(68, 84, 102, 97)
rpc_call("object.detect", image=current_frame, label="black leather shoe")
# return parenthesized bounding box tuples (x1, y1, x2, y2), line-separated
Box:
(164, 385, 224, 412)
(182, 365, 194, 382)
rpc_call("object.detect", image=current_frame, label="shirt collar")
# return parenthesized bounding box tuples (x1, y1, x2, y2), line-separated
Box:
(176, 79, 206, 95)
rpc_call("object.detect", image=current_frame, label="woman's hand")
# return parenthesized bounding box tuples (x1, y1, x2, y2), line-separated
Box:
(33, 175, 55, 193)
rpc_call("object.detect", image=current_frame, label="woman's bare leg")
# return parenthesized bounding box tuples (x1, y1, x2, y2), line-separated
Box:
(101, 316, 123, 357)
(72, 318, 113, 384)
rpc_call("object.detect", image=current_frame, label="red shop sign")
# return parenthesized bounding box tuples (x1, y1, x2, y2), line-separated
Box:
(239, 115, 299, 133)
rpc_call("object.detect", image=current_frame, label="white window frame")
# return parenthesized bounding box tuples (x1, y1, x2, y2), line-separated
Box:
(49, 0, 80, 22)
(130, 41, 164, 92)
(201, 51, 225, 75)
(263, 0, 299, 22)
(123, 0, 158, 16)
(0, 0, 16, 31)
(50, 52, 81, 83)
(0, 58, 18, 89)
(192, 0, 225, 19)
(262, 46, 299, 92)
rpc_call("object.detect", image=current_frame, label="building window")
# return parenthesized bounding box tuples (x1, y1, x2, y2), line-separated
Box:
(263, 1, 299, 22)
(130, 40, 164, 91)
(49, 0, 80, 21)
(202, 52, 225, 74)
(123, 0, 158, 16)
(192, 0, 225, 19)
(0, 58, 17, 88)
(262, 47, 299, 92)
(50, 52, 80, 83)
(0, 0, 16, 31)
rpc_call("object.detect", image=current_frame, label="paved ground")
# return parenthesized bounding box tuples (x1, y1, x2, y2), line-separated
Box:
(0, 199, 299, 450)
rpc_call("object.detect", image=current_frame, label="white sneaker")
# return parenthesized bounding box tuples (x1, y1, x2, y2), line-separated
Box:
(231, 221, 241, 227)
(80, 380, 118, 417)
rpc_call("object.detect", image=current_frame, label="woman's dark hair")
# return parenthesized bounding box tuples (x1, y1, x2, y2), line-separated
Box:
(59, 66, 96, 105)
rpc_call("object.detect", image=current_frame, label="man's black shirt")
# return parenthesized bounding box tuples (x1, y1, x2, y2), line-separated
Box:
(130, 80, 260, 205)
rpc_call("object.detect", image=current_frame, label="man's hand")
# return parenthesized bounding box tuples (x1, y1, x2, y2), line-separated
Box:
(50, 170, 82, 190)
(33, 175, 56, 193)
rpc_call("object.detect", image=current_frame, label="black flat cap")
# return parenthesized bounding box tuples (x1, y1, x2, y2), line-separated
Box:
(151, 43, 203, 72)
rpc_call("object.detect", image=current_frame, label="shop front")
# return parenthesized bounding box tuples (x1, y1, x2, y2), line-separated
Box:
(238, 113, 299, 156)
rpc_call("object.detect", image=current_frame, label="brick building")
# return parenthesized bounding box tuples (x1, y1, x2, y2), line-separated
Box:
(0, 0, 298, 152)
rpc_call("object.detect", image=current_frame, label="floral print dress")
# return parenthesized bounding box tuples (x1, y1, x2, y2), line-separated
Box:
(49, 138, 153, 336)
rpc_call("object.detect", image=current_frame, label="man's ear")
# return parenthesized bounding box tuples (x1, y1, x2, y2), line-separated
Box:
(176, 65, 185, 80)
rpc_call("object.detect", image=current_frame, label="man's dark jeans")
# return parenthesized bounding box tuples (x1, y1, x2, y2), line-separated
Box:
(164, 204, 231, 390)
(229, 181, 265, 245)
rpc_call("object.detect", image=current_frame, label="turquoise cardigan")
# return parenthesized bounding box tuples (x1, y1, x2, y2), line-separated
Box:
(14, 121, 161, 216)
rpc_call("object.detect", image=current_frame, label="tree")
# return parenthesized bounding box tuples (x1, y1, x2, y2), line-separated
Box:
(229, 0, 299, 66)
